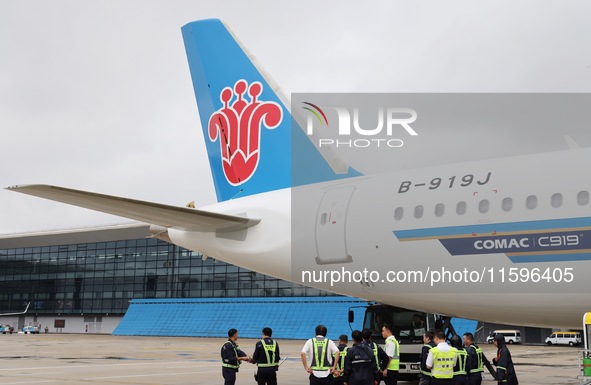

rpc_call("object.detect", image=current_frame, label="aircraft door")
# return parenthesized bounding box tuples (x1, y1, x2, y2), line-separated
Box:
(315, 186, 355, 265)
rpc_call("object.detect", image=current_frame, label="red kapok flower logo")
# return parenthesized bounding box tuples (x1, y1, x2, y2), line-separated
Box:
(208, 79, 283, 186)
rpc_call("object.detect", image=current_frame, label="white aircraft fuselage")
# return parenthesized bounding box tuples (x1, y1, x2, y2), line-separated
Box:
(168, 147, 591, 329)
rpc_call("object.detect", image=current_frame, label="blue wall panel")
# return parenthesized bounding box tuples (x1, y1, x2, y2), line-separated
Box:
(113, 297, 477, 340)
(450, 319, 479, 340)
(113, 297, 367, 339)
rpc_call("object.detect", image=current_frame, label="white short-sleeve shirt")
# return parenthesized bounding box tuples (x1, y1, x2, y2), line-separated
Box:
(301, 336, 339, 378)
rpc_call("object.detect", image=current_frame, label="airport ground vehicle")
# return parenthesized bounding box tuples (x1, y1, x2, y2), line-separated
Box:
(349, 304, 445, 380)
(350, 303, 498, 380)
(0, 324, 14, 334)
(545, 331, 581, 346)
(21, 325, 40, 334)
(487, 330, 522, 344)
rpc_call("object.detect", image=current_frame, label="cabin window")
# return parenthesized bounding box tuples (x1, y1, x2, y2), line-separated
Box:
(502, 197, 513, 212)
(434, 203, 445, 217)
(551, 193, 563, 208)
(414, 205, 424, 219)
(394, 207, 404, 220)
(456, 201, 467, 215)
(578, 191, 589, 206)
(478, 199, 489, 214)
(526, 195, 537, 210)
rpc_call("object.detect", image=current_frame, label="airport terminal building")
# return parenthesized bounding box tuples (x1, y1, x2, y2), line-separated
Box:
(0, 223, 365, 337)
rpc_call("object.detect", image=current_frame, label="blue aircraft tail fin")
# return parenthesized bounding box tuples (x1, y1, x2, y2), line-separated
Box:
(182, 19, 360, 202)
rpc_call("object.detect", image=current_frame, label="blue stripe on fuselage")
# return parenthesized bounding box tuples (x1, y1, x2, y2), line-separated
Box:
(393, 217, 591, 263)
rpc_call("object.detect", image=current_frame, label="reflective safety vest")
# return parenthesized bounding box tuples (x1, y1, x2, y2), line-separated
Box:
(258, 339, 278, 368)
(311, 338, 331, 371)
(221, 341, 240, 369)
(468, 344, 484, 373)
(369, 342, 379, 371)
(451, 347, 467, 376)
(421, 343, 434, 377)
(333, 346, 348, 377)
(385, 336, 400, 371)
(431, 347, 456, 379)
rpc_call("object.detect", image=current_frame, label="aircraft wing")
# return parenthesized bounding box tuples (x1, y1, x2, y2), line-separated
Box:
(0, 302, 30, 316)
(6, 185, 260, 233)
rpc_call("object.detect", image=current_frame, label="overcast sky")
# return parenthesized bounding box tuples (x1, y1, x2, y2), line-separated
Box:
(1, 1, 590, 235)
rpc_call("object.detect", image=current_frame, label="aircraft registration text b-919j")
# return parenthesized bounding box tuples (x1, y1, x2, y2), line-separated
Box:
(8, 19, 591, 329)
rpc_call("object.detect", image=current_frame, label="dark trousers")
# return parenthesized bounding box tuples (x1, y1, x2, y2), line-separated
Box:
(332, 376, 345, 385)
(222, 367, 237, 385)
(309, 373, 332, 385)
(348, 379, 375, 385)
(383, 370, 398, 385)
(256, 368, 277, 385)
(431, 379, 454, 385)
(466, 374, 482, 385)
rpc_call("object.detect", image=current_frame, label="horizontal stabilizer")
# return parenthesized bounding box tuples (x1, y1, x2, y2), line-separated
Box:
(6, 185, 260, 233)
(564, 135, 581, 149)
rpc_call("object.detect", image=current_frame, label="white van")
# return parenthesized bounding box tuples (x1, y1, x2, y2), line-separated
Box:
(486, 330, 522, 344)
(545, 331, 581, 346)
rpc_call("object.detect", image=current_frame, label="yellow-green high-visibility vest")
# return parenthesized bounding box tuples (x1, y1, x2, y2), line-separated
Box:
(468, 344, 484, 373)
(311, 338, 331, 371)
(421, 344, 434, 377)
(258, 339, 278, 368)
(221, 341, 240, 369)
(369, 342, 379, 371)
(333, 346, 348, 377)
(385, 336, 400, 371)
(431, 346, 456, 379)
(451, 347, 467, 376)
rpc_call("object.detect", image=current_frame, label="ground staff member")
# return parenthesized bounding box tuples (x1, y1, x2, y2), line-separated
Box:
(221, 328, 251, 385)
(301, 324, 340, 385)
(492, 334, 518, 385)
(380, 324, 400, 385)
(420, 331, 436, 385)
(362, 328, 389, 384)
(426, 330, 457, 385)
(450, 335, 467, 385)
(344, 330, 379, 385)
(333, 334, 350, 385)
(463, 333, 484, 385)
(252, 327, 281, 385)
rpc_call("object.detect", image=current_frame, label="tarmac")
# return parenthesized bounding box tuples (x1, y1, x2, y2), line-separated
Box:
(0, 333, 585, 385)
